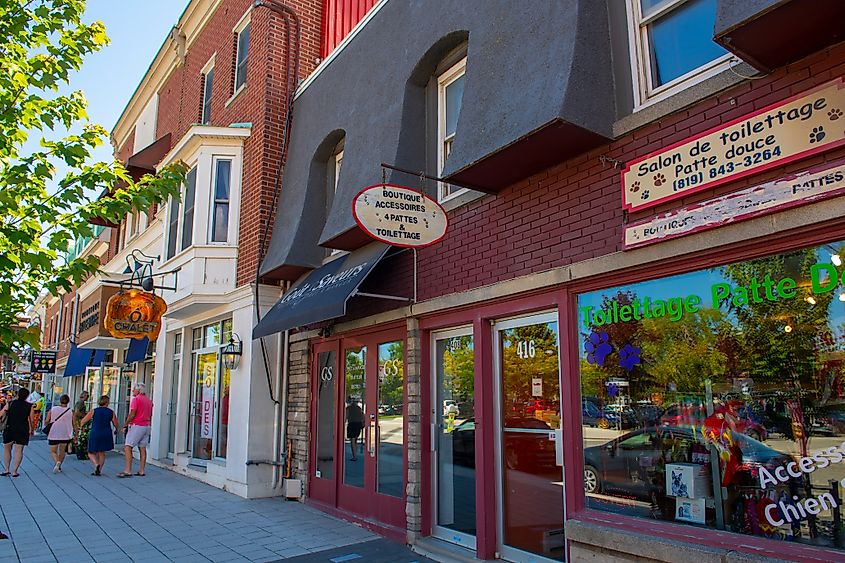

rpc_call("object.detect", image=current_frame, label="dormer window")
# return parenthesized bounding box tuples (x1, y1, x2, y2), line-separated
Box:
(437, 58, 466, 202)
(629, 0, 730, 106)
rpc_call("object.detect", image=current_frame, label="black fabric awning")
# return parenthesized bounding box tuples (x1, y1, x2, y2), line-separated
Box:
(253, 242, 391, 339)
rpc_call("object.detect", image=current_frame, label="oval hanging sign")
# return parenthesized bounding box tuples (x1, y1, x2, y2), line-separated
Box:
(104, 289, 167, 340)
(352, 184, 448, 248)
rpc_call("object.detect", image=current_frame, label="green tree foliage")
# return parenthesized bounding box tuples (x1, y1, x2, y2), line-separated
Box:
(0, 0, 186, 356)
(722, 248, 834, 393)
(638, 309, 727, 394)
(441, 336, 474, 409)
(378, 341, 404, 410)
(501, 323, 559, 415)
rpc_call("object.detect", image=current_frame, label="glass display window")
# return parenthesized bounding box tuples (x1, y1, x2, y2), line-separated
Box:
(577, 239, 845, 551)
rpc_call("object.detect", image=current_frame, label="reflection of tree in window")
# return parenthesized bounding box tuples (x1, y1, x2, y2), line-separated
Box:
(501, 324, 559, 421)
(443, 336, 474, 411)
(378, 341, 403, 411)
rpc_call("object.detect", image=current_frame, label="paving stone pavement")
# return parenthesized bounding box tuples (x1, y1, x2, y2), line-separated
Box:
(0, 437, 402, 563)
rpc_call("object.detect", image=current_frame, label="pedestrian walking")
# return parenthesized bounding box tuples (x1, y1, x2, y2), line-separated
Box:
(1, 388, 33, 477)
(43, 394, 76, 474)
(118, 382, 152, 478)
(79, 395, 118, 476)
(73, 391, 90, 460)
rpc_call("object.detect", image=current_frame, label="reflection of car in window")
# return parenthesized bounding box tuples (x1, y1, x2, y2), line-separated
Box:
(659, 403, 767, 441)
(583, 427, 792, 501)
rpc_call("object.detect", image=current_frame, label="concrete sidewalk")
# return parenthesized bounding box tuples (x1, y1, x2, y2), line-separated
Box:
(0, 437, 426, 563)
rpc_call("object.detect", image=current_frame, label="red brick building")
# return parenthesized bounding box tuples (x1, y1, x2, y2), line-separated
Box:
(252, 1, 845, 561)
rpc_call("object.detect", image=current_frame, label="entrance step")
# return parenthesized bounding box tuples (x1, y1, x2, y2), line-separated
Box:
(284, 538, 433, 562)
(412, 537, 489, 563)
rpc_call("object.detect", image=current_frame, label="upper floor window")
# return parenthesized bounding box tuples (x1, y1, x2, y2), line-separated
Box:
(437, 58, 466, 202)
(166, 166, 197, 260)
(211, 158, 231, 243)
(234, 19, 250, 93)
(201, 66, 214, 125)
(630, 0, 729, 105)
(181, 167, 197, 251)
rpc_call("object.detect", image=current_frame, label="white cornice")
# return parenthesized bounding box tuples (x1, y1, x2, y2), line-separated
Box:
(158, 125, 252, 169)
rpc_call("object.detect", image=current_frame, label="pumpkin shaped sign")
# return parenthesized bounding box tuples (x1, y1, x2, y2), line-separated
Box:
(104, 289, 167, 340)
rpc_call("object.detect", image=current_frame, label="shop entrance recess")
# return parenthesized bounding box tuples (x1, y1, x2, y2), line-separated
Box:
(493, 312, 565, 562)
(309, 329, 406, 529)
(431, 327, 477, 549)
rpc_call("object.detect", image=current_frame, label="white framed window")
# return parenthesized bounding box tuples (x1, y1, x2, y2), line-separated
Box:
(201, 57, 215, 125)
(181, 166, 197, 251)
(210, 158, 231, 243)
(166, 195, 180, 260)
(437, 58, 466, 203)
(233, 15, 250, 93)
(628, 0, 731, 107)
(166, 165, 198, 260)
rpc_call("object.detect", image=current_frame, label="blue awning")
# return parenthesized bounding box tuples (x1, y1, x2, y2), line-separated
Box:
(64, 343, 106, 377)
(125, 337, 149, 364)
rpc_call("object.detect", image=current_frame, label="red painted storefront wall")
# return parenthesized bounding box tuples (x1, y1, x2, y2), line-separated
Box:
(321, 0, 378, 58)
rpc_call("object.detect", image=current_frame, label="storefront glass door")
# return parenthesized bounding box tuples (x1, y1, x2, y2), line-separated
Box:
(495, 313, 564, 562)
(433, 329, 476, 548)
(190, 351, 217, 462)
(315, 330, 406, 529)
(342, 346, 367, 488)
(167, 333, 181, 458)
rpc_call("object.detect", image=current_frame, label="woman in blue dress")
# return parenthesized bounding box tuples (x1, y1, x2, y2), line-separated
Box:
(79, 395, 118, 476)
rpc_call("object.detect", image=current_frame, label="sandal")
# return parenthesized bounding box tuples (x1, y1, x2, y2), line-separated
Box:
(116, 472, 132, 478)
(0, 472, 9, 477)
(11, 473, 19, 478)
(134, 472, 145, 476)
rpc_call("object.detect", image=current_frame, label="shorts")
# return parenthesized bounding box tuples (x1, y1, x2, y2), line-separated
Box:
(125, 425, 151, 448)
(346, 421, 363, 440)
(3, 429, 29, 446)
(48, 439, 72, 446)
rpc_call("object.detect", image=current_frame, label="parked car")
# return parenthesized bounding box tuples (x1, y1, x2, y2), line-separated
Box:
(811, 405, 845, 436)
(633, 403, 663, 426)
(452, 417, 557, 472)
(660, 403, 767, 441)
(582, 399, 635, 429)
(583, 426, 791, 499)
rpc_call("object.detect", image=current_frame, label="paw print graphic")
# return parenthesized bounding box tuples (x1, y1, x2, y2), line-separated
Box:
(829, 108, 843, 121)
(630, 181, 641, 193)
(640, 190, 650, 200)
(619, 344, 641, 372)
(810, 126, 826, 143)
(585, 332, 612, 367)
(653, 173, 666, 187)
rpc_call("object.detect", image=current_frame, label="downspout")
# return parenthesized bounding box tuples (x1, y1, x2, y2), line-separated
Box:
(251, 0, 301, 491)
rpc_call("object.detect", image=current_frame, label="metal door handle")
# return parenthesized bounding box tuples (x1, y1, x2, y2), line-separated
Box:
(368, 420, 376, 457)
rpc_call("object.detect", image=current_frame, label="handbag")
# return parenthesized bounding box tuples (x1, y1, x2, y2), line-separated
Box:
(42, 407, 70, 436)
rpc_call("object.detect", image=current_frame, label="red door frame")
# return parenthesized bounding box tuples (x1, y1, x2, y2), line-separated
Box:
(307, 325, 408, 532)
(416, 219, 845, 562)
(309, 339, 340, 507)
(419, 291, 567, 560)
